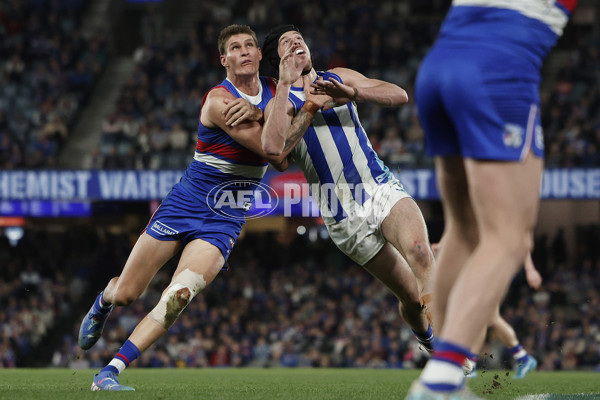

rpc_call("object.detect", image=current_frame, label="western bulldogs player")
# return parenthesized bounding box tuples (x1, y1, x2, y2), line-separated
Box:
(77, 24, 328, 391)
(410, 1, 577, 398)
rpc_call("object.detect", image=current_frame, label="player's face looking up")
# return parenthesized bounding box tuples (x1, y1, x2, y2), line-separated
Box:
(277, 31, 312, 75)
(220, 33, 262, 76)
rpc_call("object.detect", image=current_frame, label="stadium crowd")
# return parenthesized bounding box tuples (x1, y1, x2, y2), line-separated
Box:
(93, 0, 600, 171)
(1, 223, 598, 371)
(0, 0, 599, 374)
(0, 222, 134, 367)
(1, 1, 598, 170)
(0, 0, 108, 169)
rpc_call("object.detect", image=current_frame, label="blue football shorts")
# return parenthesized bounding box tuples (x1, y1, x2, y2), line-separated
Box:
(143, 179, 243, 264)
(415, 42, 545, 161)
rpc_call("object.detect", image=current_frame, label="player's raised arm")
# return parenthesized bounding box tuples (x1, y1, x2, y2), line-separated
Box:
(261, 44, 330, 158)
(261, 41, 305, 157)
(261, 90, 294, 158)
(312, 67, 408, 108)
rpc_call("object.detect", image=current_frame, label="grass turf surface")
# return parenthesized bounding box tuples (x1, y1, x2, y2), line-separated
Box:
(0, 369, 598, 400)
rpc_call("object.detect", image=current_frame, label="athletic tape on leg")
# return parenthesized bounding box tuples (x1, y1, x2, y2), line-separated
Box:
(148, 268, 206, 328)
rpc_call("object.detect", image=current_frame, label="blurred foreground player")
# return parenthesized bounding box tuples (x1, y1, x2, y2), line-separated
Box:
(409, 0, 577, 398)
(432, 244, 541, 379)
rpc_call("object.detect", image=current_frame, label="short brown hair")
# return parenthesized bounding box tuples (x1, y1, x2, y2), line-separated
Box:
(217, 25, 259, 55)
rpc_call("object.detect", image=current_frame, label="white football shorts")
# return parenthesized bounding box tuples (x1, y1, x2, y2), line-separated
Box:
(326, 178, 412, 266)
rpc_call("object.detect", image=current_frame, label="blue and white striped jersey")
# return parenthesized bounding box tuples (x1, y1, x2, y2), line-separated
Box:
(288, 71, 394, 225)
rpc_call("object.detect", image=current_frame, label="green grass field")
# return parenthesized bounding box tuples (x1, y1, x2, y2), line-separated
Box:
(0, 369, 598, 400)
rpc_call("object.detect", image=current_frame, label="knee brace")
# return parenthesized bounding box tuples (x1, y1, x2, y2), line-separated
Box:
(148, 268, 206, 329)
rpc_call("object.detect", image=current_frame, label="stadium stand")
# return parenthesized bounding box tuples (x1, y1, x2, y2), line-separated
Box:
(0, 0, 108, 169)
(65, 0, 600, 171)
(0, 0, 599, 372)
(1, 224, 598, 370)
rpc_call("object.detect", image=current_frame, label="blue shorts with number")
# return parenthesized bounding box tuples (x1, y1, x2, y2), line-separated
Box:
(415, 7, 558, 161)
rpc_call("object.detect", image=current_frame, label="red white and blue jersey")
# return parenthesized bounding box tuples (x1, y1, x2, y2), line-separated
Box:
(288, 71, 393, 225)
(143, 76, 275, 260)
(181, 76, 276, 216)
(452, 0, 576, 35)
(193, 76, 276, 184)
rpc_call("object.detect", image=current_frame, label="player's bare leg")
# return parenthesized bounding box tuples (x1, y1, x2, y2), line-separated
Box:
(414, 152, 542, 395)
(127, 238, 224, 353)
(429, 156, 483, 378)
(91, 238, 224, 391)
(431, 156, 478, 332)
(381, 198, 435, 324)
(78, 234, 180, 350)
(364, 243, 434, 352)
(443, 153, 541, 348)
(104, 234, 181, 305)
(489, 309, 518, 348)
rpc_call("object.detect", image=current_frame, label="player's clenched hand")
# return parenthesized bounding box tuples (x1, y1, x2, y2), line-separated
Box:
(311, 77, 355, 107)
(222, 98, 262, 126)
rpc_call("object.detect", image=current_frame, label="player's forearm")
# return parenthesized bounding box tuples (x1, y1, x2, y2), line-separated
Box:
(265, 106, 314, 159)
(281, 105, 316, 154)
(262, 84, 292, 156)
(354, 83, 408, 107)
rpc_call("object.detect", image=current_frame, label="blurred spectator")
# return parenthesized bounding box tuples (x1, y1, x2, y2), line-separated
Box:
(77, 0, 600, 170)
(82, 147, 103, 169)
(2, 224, 588, 371)
(102, 144, 124, 169)
(377, 126, 404, 166)
(101, 113, 124, 144)
(0, 0, 107, 169)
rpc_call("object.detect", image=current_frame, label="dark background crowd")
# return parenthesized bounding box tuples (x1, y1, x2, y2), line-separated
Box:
(0, 0, 599, 372)
(0, 0, 108, 169)
(1, 0, 599, 170)
(1, 222, 599, 370)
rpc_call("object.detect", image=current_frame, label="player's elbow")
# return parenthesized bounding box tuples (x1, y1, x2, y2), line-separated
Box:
(385, 88, 409, 107)
(264, 148, 283, 158)
(265, 152, 289, 171)
(262, 140, 284, 158)
(271, 160, 289, 172)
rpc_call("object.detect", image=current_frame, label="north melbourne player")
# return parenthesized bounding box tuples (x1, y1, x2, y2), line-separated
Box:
(260, 25, 437, 354)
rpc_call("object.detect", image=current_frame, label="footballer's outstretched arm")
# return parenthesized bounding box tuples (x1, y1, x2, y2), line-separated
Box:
(312, 67, 408, 108)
